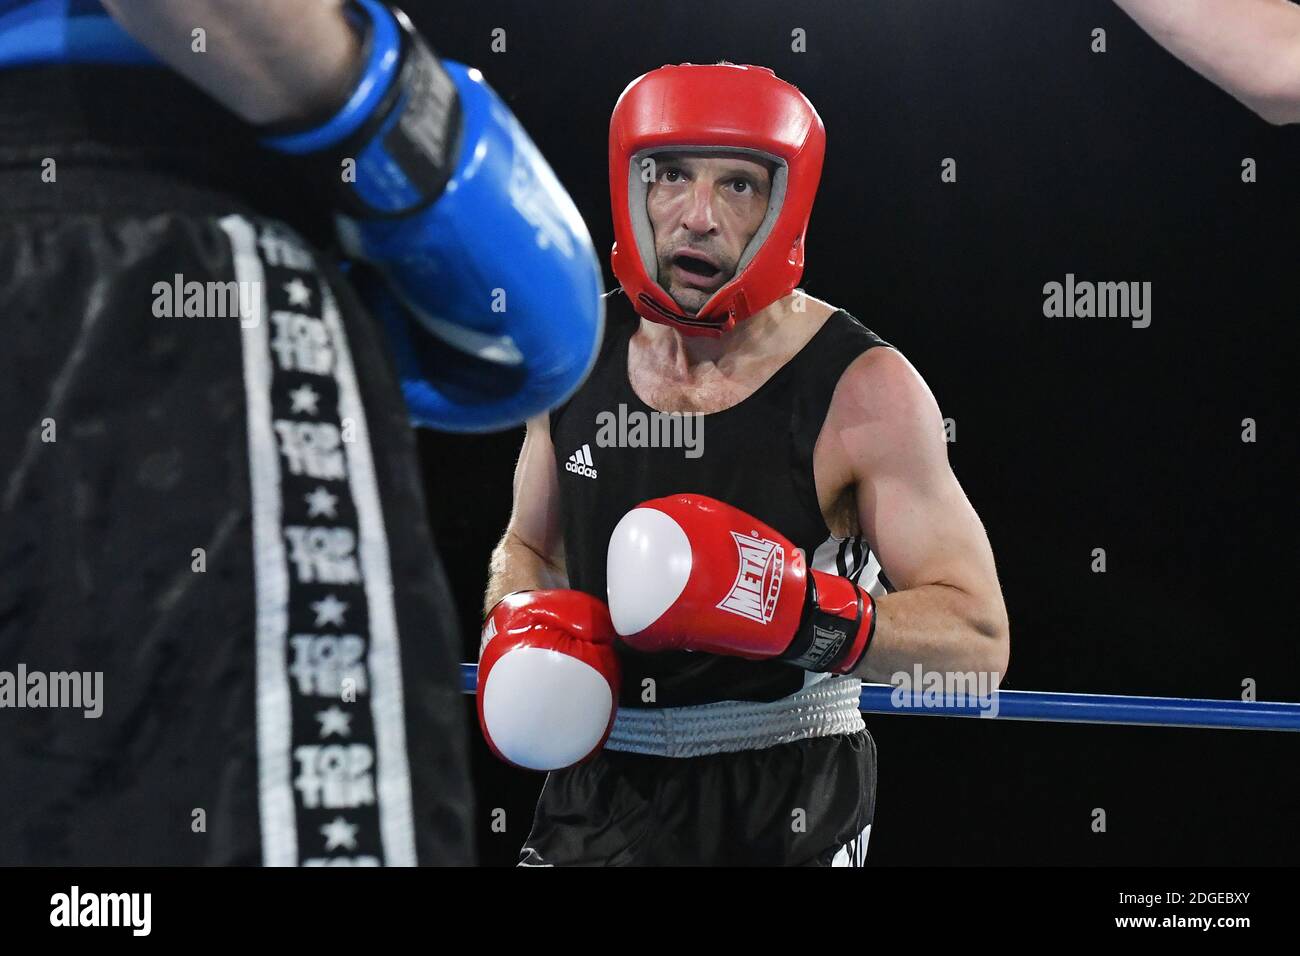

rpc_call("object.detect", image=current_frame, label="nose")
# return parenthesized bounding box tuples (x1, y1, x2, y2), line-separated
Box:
(679, 178, 718, 235)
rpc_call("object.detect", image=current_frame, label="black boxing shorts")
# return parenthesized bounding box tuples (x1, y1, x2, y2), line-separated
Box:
(518, 730, 877, 866)
(0, 171, 474, 865)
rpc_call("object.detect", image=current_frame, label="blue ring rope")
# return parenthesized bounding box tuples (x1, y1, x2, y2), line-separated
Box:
(459, 663, 1300, 732)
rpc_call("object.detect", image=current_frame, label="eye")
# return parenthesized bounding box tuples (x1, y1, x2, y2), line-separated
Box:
(730, 178, 754, 194)
(660, 168, 684, 183)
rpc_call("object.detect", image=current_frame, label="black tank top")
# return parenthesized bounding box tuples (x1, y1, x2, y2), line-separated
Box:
(551, 289, 895, 708)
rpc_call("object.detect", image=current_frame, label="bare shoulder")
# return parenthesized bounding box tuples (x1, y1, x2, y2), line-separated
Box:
(835, 346, 934, 412)
(825, 346, 946, 469)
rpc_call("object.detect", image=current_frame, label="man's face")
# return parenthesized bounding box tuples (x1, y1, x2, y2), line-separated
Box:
(645, 152, 774, 314)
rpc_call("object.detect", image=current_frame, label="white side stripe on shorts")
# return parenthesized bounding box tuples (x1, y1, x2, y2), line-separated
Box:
(225, 215, 416, 866)
(831, 823, 872, 867)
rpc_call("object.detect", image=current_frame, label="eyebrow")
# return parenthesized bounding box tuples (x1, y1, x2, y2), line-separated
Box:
(658, 158, 771, 183)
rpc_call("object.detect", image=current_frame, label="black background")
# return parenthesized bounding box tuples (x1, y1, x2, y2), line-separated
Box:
(401, 0, 1298, 865)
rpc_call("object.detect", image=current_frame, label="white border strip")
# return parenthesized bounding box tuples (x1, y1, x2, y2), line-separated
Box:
(222, 214, 298, 867)
(319, 283, 418, 866)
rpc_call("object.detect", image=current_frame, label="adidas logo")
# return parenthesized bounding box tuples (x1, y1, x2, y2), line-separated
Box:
(565, 444, 598, 479)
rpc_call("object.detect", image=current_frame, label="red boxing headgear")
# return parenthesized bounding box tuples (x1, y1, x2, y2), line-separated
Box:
(608, 63, 825, 337)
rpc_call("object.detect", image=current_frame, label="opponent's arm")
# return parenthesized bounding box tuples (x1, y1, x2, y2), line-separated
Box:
(826, 348, 1009, 683)
(109, 0, 604, 434)
(99, 0, 361, 125)
(484, 415, 569, 617)
(1114, 0, 1300, 124)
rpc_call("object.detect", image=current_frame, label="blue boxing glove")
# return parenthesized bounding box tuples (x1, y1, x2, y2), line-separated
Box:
(263, 0, 603, 432)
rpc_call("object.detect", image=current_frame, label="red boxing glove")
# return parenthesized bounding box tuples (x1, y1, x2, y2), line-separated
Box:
(477, 590, 621, 771)
(606, 494, 875, 675)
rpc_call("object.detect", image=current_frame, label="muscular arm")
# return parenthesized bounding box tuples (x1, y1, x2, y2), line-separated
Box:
(483, 416, 569, 628)
(820, 349, 1010, 684)
(1114, 0, 1300, 124)
(99, 0, 362, 125)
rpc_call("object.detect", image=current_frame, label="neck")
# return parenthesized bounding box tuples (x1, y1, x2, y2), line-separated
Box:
(641, 295, 797, 374)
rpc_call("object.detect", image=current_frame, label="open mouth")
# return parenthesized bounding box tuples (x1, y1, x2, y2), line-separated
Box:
(671, 252, 722, 285)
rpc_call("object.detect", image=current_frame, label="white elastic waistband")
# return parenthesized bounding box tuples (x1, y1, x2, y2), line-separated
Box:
(604, 675, 865, 758)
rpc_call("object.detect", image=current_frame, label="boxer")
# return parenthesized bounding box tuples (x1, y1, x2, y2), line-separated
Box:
(479, 63, 1010, 865)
